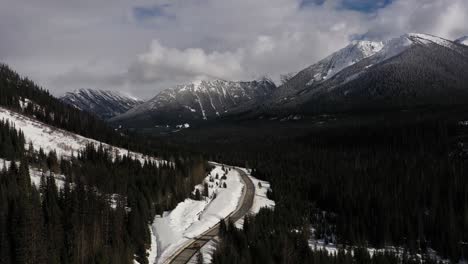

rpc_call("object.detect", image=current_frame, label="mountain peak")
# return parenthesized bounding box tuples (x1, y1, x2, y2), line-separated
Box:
(318, 39, 384, 80)
(60, 89, 143, 120)
(279, 39, 384, 90)
(111, 79, 276, 126)
(373, 33, 457, 62)
(456, 36, 468, 46)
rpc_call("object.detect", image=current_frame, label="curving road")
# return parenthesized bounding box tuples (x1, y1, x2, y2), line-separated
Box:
(164, 167, 255, 264)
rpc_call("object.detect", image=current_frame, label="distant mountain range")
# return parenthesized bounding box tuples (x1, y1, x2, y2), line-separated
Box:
(109, 79, 276, 127)
(63, 33, 468, 128)
(60, 88, 143, 120)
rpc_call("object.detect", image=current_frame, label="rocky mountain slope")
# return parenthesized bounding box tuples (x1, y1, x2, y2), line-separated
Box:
(110, 79, 276, 127)
(60, 88, 143, 119)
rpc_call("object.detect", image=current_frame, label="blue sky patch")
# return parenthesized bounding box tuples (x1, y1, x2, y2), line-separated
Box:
(133, 4, 171, 21)
(341, 0, 393, 12)
(300, 0, 393, 12)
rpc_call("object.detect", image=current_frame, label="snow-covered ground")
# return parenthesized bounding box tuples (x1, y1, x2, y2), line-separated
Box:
(150, 164, 275, 264)
(247, 172, 275, 214)
(0, 158, 66, 189)
(308, 229, 450, 263)
(0, 107, 165, 165)
(185, 166, 275, 264)
(150, 165, 243, 264)
(187, 238, 218, 264)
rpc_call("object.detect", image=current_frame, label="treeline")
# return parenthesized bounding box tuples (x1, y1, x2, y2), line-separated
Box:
(190, 117, 468, 263)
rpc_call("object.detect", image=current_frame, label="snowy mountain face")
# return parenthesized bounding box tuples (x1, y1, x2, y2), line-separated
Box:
(456, 36, 468, 46)
(266, 40, 384, 102)
(111, 79, 276, 127)
(60, 88, 143, 120)
(254, 33, 468, 115)
(306, 40, 384, 84)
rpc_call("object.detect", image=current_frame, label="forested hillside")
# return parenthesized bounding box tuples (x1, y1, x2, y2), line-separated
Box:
(0, 64, 167, 155)
(0, 65, 119, 141)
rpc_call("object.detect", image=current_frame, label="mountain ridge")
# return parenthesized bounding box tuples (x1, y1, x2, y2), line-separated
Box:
(242, 33, 468, 117)
(60, 88, 143, 120)
(110, 78, 276, 127)
(104, 33, 468, 126)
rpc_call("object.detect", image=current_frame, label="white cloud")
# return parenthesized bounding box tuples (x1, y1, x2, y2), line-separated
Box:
(132, 40, 244, 83)
(365, 0, 468, 40)
(0, 0, 467, 98)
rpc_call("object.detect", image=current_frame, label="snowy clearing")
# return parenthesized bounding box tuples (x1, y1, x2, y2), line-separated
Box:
(150, 165, 243, 264)
(186, 166, 275, 264)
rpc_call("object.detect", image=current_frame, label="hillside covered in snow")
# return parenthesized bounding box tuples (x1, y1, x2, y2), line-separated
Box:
(0, 106, 161, 164)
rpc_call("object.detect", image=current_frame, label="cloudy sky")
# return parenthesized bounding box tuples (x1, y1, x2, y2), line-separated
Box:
(1, 0, 467, 98)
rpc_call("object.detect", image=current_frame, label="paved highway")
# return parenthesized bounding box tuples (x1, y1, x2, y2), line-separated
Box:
(164, 167, 255, 264)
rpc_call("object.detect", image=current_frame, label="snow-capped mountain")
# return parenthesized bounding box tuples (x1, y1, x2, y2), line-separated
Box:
(60, 88, 143, 120)
(269, 40, 384, 102)
(456, 36, 468, 46)
(270, 33, 468, 114)
(247, 33, 468, 116)
(111, 79, 276, 127)
(304, 40, 384, 84)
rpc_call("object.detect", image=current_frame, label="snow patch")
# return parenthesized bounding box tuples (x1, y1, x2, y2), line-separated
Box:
(176, 123, 190, 129)
(151, 165, 243, 264)
(189, 167, 275, 263)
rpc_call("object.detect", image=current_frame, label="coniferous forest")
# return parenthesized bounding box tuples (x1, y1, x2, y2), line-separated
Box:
(0, 122, 208, 264)
(0, 65, 209, 264)
(172, 113, 468, 263)
(3, 3, 468, 263)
